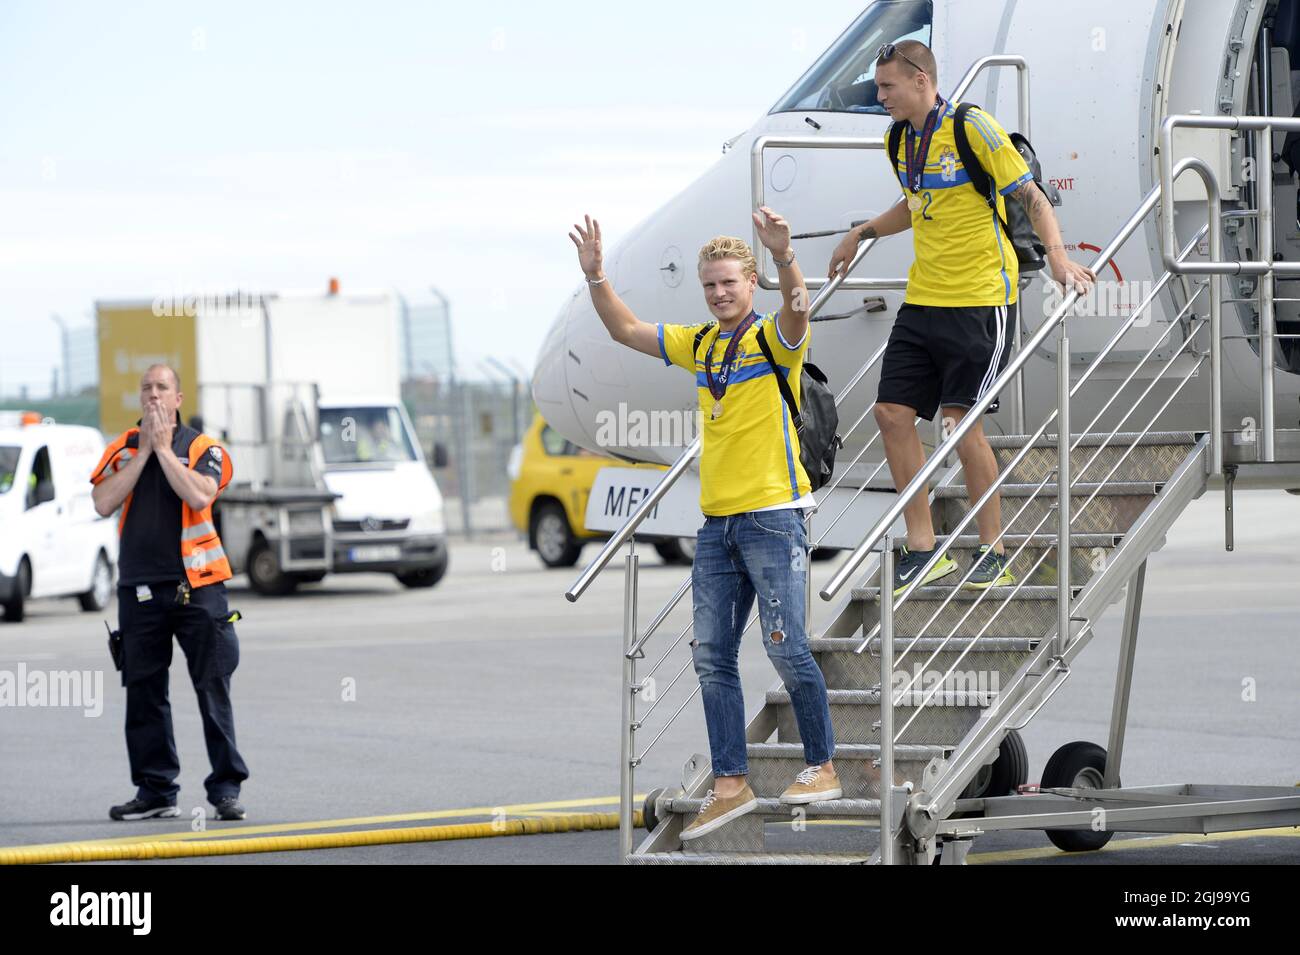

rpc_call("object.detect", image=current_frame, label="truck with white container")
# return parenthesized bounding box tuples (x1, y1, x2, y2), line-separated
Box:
(95, 283, 449, 595)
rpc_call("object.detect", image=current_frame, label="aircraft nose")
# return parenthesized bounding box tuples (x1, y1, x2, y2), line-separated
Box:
(531, 290, 590, 447)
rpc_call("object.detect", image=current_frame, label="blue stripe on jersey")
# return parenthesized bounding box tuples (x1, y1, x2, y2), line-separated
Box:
(694, 361, 791, 388)
(968, 111, 1002, 149)
(1000, 171, 1034, 196)
(657, 324, 671, 366)
(781, 398, 798, 499)
(896, 165, 972, 189)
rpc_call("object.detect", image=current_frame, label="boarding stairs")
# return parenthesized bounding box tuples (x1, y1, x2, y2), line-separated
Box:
(565, 60, 1300, 864)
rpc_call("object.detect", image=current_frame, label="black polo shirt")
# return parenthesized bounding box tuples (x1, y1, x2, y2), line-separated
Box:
(117, 413, 225, 587)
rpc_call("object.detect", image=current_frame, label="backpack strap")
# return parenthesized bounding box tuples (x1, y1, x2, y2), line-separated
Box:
(887, 120, 905, 187)
(692, 322, 717, 360)
(953, 101, 1015, 236)
(755, 325, 803, 431)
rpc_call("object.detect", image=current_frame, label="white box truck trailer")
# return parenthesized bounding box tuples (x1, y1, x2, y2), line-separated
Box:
(96, 285, 449, 595)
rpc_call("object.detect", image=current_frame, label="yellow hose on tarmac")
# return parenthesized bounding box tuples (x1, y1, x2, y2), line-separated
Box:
(0, 810, 642, 865)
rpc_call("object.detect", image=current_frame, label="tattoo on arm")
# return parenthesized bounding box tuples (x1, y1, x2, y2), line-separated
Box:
(858, 225, 877, 242)
(1012, 181, 1049, 218)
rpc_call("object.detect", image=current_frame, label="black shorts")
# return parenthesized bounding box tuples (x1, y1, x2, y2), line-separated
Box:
(876, 302, 1015, 422)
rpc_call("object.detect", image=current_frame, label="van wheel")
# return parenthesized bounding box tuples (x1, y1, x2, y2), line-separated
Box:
(2, 559, 31, 622)
(533, 502, 582, 568)
(396, 557, 448, 588)
(77, 551, 114, 612)
(248, 540, 298, 596)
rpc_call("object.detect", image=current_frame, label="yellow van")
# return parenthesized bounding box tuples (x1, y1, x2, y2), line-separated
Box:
(508, 414, 694, 568)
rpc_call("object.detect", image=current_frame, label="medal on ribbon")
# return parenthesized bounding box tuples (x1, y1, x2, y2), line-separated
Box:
(904, 97, 944, 212)
(705, 311, 760, 419)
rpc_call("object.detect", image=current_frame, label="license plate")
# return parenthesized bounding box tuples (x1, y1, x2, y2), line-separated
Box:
(349, 545, 402, 563)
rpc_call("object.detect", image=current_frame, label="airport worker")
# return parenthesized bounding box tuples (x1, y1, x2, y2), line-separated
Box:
(571, 207, 841, 841)
(828, 39, 1095, 595)
(91, 363, 250, 821)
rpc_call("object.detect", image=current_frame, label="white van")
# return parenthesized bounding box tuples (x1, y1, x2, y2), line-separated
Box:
(0, 415, 118, 622)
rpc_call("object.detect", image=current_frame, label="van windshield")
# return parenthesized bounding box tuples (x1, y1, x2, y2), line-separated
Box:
(318, 407, 418, 465)
(0, 446, 18, 494)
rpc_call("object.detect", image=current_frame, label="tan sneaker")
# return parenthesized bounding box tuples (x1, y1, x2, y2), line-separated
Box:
(679, 785, 759, 841)
(778, 765, 843, 805)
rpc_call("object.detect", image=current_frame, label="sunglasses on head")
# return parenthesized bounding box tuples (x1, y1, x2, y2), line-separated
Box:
(876, 42, 926, 75)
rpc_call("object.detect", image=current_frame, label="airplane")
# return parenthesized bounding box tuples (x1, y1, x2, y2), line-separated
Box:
(532, 0, 1300, 493)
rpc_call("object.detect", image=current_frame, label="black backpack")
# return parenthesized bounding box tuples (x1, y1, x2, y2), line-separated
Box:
(887, 101, 1060, 273)
(692, 321, 842, 492)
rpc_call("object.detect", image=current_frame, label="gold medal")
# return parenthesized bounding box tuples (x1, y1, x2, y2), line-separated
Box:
(907, 193, 922, 212)
(712, 400, 723, 420)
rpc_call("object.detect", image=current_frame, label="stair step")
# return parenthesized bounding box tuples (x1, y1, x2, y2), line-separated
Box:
(852, 584, 1080, 601)
(746, 742, 944, 799)
(810, 635, 1039, 653)
(984, 430, 1200, 448)
(946, 532, 1121, 547)
(629, 850, 870, 865)
(768, 688, 992, 743)
(846, 585, 1078, 639)
(767, 688, 996, 706)
(933, 480, 1162, 498)
(667, 796, 883, 817)
(810, 636, 1039, 688)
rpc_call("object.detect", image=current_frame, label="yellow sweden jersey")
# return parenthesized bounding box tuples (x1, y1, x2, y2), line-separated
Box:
(658, 310, 811, 516)
(890, 100, 1033, 307)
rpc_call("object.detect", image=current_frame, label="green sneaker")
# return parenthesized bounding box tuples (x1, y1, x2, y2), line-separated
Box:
(962, 544, 1015, 590)
(893, 544, 958, 596)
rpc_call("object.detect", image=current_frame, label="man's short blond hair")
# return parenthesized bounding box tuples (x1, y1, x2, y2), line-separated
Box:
(697, 235, 757, 279)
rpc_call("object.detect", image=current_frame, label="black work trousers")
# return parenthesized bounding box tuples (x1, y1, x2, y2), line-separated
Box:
(116, 580, 249, 805)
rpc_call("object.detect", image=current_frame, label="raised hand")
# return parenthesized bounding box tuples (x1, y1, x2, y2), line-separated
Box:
(151, 404, 174, 449)
(752, 206, 792, 258)
(568, 214, 604, 280)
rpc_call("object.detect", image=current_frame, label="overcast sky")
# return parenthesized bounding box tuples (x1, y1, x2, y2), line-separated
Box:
(0, 0, 867, 395)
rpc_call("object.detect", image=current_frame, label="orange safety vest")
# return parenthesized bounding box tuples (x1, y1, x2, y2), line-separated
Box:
(91, 427, 234, 587)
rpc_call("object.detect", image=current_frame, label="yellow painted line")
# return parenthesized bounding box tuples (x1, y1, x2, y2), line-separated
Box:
(0, 812, 641, 865)
(0, 794, 645, 854)
(970, 826, 1300, 863)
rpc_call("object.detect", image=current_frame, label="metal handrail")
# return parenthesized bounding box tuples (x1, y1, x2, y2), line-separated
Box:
(576, 55, 1043, 610)
(863, 154, 1236, 830)
(858, 240, 1209, 652)
(565, 217, 885, 604)
(891, 326, 1211, 738)
(822, 156, 1226, 604)
(1159, 115, 1291, 461)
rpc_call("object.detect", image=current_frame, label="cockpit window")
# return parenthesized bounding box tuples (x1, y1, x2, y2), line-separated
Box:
(770, 1, 933, 115)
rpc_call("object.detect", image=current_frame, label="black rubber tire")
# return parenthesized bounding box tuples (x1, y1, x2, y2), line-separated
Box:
(2, 559, 30, 622)
(957, 729, 1028, 810)
(247, 539, 298, 596)
(395, 556, 448, 589)
(77, 551, 114, 612)
(642, 787, 665, 833)
(1040, 740, 1115, 852)
(985, 728, 1029, 796)
(653, 538, 696, 565)
(532, 501, 583, 568)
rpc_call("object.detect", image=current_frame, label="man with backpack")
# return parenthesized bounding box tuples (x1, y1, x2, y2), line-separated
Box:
(828, 39, 1095, 595)
(569, 207, 840, 840)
